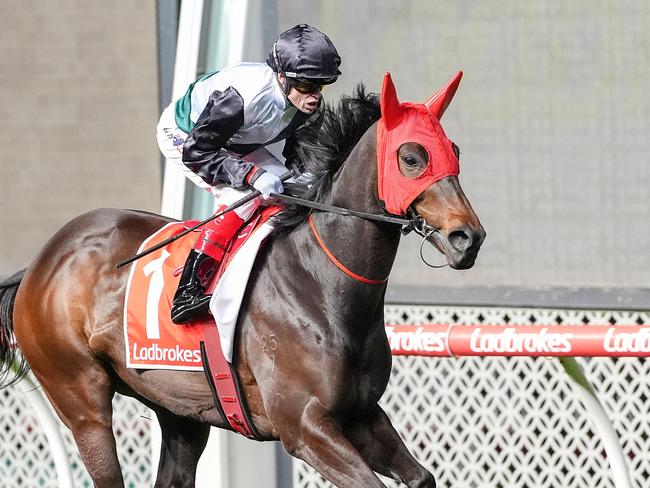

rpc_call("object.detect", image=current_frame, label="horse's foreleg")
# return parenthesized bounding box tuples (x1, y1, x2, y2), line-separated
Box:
(153, 407, 210, 488)
(277, 399, 388, 488)
(344, 405, 436, 488)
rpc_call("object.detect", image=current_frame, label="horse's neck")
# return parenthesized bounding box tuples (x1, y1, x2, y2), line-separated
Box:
(327, 123, 384, 215)
(316, 124, 401, 290)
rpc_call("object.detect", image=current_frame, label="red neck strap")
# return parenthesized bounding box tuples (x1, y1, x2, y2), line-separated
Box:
(308, 214, 388, 285)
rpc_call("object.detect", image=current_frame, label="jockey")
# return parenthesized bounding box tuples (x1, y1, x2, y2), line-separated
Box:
(156, 24, 341, 324)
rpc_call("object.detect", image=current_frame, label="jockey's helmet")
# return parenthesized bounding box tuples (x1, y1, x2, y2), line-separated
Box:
(267, 24, 341, 85)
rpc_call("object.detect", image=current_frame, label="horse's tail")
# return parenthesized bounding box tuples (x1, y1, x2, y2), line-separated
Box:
(0, 270, 30, 387)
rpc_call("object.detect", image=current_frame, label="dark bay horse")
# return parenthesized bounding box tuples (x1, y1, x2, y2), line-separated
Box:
(0, 74, 484, 487)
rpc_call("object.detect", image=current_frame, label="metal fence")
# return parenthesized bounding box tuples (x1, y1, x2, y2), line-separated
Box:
(295, 305, 650, 488)
(0, 377, 153, 488)
(2, 304, 649, 487)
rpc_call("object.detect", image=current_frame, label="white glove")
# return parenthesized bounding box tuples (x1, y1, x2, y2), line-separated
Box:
(252, 171, 284, 199)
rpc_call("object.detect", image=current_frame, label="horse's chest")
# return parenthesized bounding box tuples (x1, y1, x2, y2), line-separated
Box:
(350, 368, 390, 411)
(332, 338, 392, 413)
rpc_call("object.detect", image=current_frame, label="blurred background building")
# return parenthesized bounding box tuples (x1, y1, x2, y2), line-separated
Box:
(2, 0, 648, 301)
(1, 1, 649, 487)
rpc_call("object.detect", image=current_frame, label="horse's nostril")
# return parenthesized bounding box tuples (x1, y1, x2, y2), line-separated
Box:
(448, 228, 472, 252)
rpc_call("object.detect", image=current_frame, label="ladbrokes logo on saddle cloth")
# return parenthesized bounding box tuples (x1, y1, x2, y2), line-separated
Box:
(124, 208, 280, 370)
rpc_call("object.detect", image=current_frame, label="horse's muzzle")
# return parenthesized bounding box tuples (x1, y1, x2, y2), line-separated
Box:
(432, 225, 486, 269)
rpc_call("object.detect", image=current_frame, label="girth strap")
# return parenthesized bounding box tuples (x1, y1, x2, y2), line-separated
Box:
(201, 326, 264, 440)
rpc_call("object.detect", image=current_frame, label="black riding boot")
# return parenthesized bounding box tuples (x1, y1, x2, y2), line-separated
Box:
(170, 250, 217, 324)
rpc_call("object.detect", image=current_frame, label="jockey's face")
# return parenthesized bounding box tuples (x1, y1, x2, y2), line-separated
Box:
(288, 88, 321, 114)
(279, 73, 322, 114)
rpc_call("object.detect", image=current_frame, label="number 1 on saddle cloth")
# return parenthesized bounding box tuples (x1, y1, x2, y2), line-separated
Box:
(170, 206, 245, 325)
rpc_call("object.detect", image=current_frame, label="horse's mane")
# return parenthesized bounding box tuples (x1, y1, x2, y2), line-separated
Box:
(273, 84, 381, 235)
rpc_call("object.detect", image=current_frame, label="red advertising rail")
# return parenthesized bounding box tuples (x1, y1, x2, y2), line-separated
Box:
(386, 324, 650, 357)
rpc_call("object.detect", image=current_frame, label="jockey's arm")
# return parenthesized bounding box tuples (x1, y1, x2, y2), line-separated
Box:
(181, 87, 255, 189)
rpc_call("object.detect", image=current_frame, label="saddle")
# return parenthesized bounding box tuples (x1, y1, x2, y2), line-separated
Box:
(124, 206, 281, 439)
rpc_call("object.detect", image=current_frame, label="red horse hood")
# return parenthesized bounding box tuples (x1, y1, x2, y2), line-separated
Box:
(376, 71, 463, 215)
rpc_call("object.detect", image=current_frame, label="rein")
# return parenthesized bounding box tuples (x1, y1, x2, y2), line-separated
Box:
(271, 194, 448, 280)
(272, 193, 410, 226)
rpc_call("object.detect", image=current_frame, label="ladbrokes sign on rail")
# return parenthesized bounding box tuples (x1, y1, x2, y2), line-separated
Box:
(386, 324, 650, 357)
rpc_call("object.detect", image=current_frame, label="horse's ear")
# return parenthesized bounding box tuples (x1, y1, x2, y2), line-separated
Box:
(381, 72, 403, 129)
(425, 70, 463, 120)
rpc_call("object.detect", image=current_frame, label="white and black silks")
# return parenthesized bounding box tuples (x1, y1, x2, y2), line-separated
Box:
(173, 62, 322, 189)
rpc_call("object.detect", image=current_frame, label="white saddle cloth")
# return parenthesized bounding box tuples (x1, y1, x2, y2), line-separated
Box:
(209, 222, 274, 362)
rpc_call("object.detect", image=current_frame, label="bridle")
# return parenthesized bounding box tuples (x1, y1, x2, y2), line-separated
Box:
(272, 193, 448, 284)
(404, 208, 449, 269)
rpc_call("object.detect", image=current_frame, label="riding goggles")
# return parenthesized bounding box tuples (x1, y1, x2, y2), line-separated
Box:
(290, 79, 326, 94)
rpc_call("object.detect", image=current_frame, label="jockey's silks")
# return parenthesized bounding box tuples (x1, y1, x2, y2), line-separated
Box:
(376, 71, 463, 215)
(167, 62, 317, 189)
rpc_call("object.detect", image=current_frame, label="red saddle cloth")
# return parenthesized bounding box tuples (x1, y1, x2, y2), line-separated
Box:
(124, 206, 280, 438)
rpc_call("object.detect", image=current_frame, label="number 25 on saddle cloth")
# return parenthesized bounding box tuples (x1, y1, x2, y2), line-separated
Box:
(123, 206, 281, 438)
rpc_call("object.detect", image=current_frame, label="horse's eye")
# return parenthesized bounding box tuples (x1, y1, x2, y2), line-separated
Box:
(404, 155, 418, 166)
(397, 142, 428, 178)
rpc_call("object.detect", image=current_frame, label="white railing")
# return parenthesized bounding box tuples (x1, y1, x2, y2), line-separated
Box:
(295, 305, 650, 488)
(2, 304, 648, 487)
(0, 372, 153, 487)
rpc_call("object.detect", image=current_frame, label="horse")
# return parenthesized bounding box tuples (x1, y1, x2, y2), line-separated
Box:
(0, 73, 485, 487)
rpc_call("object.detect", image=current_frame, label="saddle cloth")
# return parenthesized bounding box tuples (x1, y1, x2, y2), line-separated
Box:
(124, 207, 280, 370)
